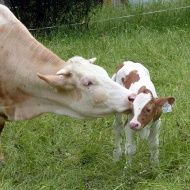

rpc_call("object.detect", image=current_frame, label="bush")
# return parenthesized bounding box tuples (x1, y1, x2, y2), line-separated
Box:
(7, 0, 102, 29)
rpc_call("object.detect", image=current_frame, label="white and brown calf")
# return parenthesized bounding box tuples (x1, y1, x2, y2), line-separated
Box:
(112, 61, 175, 167)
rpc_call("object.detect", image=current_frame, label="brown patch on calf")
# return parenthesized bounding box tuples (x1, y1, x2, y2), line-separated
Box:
(138, 86, 152, 95)
(155, 97, 175, 106)
(114, 63, 124, 74)
(122, 70, 140, 89)
(137, 98, 162, 128)
(153, 106, 162, 122)
(136, 87, 162, 129)
(137, 95, 175, 129)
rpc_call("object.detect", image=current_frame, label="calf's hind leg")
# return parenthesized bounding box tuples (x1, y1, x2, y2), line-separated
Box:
(0, 117, 5, 162)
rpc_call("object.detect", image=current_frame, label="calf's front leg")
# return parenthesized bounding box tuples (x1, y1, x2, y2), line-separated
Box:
(125, 114, 136, 168)
(113, 113, 123, 161)
(148, 119, 161, 166)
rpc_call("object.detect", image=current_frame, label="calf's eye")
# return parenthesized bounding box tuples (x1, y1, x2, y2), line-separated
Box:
(146, 108, 151, 112)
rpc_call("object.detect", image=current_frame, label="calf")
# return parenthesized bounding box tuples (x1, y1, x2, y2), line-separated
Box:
(112, 61, 175, 167)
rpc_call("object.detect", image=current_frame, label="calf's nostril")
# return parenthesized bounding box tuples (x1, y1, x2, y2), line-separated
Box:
(130, 122, 139, 129)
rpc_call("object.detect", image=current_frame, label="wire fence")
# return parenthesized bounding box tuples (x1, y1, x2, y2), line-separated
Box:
(28, 5, 190, 31)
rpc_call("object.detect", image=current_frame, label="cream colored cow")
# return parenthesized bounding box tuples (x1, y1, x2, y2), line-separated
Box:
(0, 5, 135, 162)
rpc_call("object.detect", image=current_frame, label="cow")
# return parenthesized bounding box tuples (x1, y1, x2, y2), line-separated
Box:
(0, 5, 135, 162)
(112, 61, 175, 168)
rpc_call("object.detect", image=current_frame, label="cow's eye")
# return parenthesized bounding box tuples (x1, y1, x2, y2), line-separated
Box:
(84, 81, 93, 86)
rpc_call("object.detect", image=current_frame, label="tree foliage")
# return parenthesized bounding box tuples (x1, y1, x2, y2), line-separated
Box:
(7, 0, 102, 29)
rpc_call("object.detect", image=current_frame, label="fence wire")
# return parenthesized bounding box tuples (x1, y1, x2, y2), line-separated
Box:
(28, 5, 190, 31)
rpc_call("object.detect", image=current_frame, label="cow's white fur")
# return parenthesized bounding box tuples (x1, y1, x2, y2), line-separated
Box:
(112, 61, 171, 168)
(0, 5, 134, 121)
(0, 5, 135, 162)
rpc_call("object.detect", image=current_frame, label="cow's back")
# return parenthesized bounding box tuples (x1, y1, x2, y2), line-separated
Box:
(0, 5, 65, 120)
(0, 5, 17, 25)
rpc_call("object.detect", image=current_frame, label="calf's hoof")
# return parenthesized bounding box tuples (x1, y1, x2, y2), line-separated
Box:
(124, 162, 132, 169)
(113, 148, 122, 162)
(150, 158, 159, 167)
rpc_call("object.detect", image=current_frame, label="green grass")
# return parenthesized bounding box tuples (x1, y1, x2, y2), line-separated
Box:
(1, 1, 190, 189)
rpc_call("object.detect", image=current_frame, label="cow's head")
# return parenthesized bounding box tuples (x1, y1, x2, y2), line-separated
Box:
(128, 86, 175, 130)
(37, 56, 135, 119)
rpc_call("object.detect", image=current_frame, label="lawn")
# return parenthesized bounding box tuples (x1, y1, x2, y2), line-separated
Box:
(1, 1, 190, 189)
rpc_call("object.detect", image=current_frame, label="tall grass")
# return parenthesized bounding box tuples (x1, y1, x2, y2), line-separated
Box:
(1, 1, 190, 189)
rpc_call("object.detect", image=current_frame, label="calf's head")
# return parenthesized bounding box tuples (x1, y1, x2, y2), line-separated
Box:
(129, 86, 175, 130)
(37, 56, 135, 119)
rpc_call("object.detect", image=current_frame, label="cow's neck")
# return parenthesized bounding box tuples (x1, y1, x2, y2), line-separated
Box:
(0, 24, 71, 120)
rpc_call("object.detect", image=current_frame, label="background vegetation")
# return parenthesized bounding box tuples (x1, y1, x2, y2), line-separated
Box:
(7, 0, 102, 28)
(1, 0, 190, 189)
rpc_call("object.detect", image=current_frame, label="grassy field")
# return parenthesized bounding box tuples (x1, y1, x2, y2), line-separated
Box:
(1, 1, 190, 189)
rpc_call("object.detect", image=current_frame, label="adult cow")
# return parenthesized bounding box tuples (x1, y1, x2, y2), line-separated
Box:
(0, 5, 135, 162)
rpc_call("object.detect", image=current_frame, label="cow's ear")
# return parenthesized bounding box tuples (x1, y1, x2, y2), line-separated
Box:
(37, 68, 71, 86)
(88, 57, 97, 64)
(37, 72, 75, 90)
(56, 69, 71, 76)
(155, 97, 175, 106)
(37, 73, 63, 87)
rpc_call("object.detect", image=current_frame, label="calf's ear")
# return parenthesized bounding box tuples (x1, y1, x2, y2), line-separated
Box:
(137, 86, 146, 94)
(155, 97, 175, 106)
(138, 86, 152, 95)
